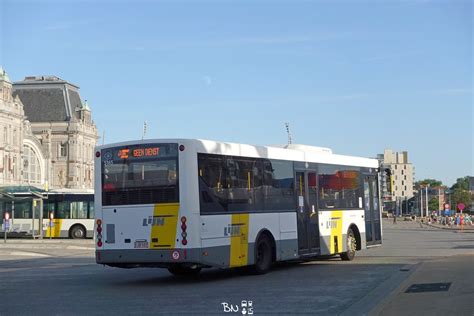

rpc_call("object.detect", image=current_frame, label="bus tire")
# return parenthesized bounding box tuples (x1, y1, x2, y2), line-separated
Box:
(341, 228, 357, 261)
(168, 266, 201, 276)
(70, 225, 86, 239)
(252, 234, 273, 274)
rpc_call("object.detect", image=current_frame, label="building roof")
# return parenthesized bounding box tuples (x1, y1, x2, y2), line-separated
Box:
(12, 76, 85, 122)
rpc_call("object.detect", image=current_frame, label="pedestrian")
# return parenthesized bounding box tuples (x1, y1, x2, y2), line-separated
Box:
(460, 214, 464, 231)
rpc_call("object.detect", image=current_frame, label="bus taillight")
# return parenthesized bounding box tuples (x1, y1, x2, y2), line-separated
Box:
(181, 216, 187, 246)
(96, 219, 103, 247)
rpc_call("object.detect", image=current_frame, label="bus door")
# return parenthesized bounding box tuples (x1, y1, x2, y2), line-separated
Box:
(295, 171, 320, 255)
(364, 175, 382, 245)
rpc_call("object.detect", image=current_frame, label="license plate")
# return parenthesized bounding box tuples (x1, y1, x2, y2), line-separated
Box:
(134, 240, 149, 249)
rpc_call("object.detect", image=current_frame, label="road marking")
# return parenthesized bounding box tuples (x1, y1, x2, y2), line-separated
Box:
(2, 251, 51, 257)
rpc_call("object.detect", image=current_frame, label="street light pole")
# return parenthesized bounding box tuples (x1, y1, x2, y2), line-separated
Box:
(420, 188, 423, 218)
(425, 186, 429, 217)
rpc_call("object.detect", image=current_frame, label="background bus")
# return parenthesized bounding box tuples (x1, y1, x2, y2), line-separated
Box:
(1, 188, 94, 239)
(95, 139, 382, 275)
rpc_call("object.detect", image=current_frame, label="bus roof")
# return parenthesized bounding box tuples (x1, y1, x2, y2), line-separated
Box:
(96, 138, 378, 168)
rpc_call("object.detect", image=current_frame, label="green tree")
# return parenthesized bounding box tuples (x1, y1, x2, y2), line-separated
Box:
(415, 179, 443, 189)
(449, 176, 472, 212)
(450, 176, 469, 191)
(428, 198, 439, 212)
(451, 190, 471, 212)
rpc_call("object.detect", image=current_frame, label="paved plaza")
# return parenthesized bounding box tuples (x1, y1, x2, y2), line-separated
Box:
(0, 219, 473, 315)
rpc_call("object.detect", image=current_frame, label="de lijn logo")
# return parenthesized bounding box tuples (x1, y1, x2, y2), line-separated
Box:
(221, 300, 254, 314)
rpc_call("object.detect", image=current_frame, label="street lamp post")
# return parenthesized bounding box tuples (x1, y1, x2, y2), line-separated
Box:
(425, 186, 429, 217)
(420, 189, 423, 217)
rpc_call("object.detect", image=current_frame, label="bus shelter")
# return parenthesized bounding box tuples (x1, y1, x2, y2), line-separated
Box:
(0, 186, 47, 239)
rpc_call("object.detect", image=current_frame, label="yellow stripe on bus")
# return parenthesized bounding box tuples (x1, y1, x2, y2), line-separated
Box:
(229, 214, 249, 268)
(330, 211, 343, 254)
(44, 219, 62, 238)
(149, 203, 179, 249)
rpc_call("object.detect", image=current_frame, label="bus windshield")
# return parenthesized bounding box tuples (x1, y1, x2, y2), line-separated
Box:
(101, 143, 179, 206)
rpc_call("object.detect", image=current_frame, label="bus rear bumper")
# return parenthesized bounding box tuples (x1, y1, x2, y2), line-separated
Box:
(96, 249, 201, 268)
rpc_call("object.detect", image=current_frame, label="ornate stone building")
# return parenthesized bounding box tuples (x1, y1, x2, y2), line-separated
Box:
(0, 67, 25, 186)
(0, 66, 98, 190)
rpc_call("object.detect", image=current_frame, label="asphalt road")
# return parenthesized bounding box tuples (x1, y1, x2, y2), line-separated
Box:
(0, 219, 472, 315)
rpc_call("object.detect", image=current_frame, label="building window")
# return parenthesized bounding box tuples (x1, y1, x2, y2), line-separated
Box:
(23, 145, 42, 184)
(60, 142, 67, 157)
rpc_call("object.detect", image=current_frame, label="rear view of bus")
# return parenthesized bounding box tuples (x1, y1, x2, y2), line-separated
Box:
(94, 141, 196, 274)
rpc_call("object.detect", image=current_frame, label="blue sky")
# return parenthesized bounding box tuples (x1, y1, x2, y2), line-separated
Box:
(1, 0, 472, 186)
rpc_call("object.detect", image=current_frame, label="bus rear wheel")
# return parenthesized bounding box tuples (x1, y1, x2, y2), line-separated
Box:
(341, 228, 357, 261)
(252, 235, 272, 274)
(168, 266, 202, 276)
(70, 225, 86, 239)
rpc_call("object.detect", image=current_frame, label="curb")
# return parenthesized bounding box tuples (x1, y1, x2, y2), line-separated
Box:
(422, 222, 474, 233)
(341, 263, 419, 316)
(367, 262, 421, 316)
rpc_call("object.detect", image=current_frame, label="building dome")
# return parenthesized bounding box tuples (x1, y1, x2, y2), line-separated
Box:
(0, 66, 11, 82)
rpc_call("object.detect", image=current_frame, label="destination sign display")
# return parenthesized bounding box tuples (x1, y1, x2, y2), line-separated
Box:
(103, 143, 177, 163)
(116, 147, 159, 159)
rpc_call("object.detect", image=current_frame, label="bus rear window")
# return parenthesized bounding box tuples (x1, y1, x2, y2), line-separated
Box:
(101, 143, 179, 206)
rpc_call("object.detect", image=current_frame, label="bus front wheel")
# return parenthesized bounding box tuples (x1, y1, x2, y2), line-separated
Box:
(341, 228, 357, 261)
(252, 234, 272, 274)
(70, 225, 86, 239)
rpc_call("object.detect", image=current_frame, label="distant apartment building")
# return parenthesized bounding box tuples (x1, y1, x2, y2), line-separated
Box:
(0, 66, 98, 191)
(377, 149, 414, 203)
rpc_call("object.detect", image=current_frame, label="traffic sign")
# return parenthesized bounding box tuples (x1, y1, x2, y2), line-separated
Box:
(457, 203, 465, 211)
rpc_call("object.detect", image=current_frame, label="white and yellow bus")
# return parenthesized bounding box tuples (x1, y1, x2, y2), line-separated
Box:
(94, 139, 382, 275)
(1, 190, 94, 238)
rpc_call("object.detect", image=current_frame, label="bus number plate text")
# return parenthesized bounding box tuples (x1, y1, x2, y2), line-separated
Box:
(134, 240, 149, 249)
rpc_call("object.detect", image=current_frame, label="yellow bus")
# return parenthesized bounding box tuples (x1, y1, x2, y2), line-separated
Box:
(1, 190, 94, 238)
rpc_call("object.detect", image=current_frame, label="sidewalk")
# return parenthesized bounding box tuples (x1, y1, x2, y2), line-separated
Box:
(370, 255, 474, 316)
